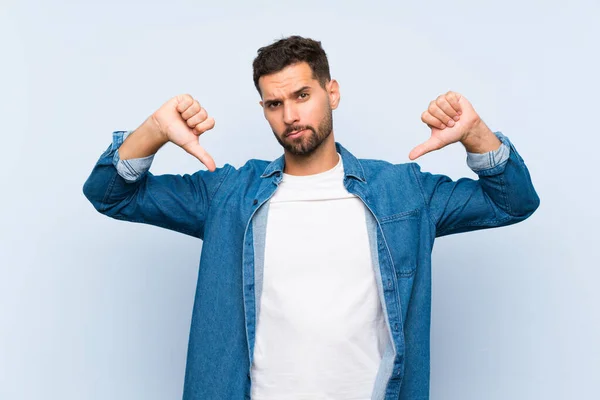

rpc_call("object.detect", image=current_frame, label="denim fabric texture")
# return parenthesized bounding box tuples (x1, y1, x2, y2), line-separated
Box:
(83, 131, 539, 400)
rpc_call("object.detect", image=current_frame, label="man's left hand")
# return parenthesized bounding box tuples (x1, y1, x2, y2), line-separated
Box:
(409, 91, 499, 160)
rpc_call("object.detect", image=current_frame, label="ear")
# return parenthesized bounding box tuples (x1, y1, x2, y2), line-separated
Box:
(259, 100, 264, 108)
(327, 79, 340, 110)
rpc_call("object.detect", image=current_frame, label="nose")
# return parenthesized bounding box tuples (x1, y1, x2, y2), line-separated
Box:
(283, 103, 299, 125)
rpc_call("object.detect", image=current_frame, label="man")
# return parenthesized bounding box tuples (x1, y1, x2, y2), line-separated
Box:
(83, 36, 539, 400)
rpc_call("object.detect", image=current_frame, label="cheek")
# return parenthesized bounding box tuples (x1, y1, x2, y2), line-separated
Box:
(302, 101, 324, 125)
(265, 113, 283, 132)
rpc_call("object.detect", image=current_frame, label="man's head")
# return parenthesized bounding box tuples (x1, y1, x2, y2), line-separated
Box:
(253, 36, 340, 156)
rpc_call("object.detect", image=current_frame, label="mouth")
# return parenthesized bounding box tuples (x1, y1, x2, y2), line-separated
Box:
(286, 129, 307, 139)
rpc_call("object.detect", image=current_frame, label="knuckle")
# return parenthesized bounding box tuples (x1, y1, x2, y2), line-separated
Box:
(179, 94, 192, 106)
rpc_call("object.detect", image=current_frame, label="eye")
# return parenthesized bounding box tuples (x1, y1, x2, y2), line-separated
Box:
(268, 101, 281, 109)
(298, 93, 309, 99)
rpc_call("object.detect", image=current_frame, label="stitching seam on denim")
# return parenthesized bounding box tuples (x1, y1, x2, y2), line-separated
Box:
(380, 209, 420, 223)
(438, 215, 512, 236)
(100, 174, 118, 213)
(409, 164, 437, 232)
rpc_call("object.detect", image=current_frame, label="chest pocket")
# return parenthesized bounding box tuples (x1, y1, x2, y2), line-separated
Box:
(379, 208, 420, 277)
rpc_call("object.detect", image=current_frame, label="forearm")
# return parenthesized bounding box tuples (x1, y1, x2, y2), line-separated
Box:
(418, 131, 539, 237)
(83, 130, 228, 239)
(472, 132, 539, 219)
(83, 131, 148, 214)
(119, 116, 168, 160)
(460, 123, 536, 218)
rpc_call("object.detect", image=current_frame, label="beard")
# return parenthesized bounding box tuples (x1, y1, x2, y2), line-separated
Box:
(272, 104, 333, 156)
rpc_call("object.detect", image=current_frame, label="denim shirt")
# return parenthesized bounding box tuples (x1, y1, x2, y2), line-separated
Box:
(83, 131, 539, 400)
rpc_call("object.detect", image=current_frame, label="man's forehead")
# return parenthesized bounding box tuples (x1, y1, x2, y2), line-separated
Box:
(259, 63, 319, 98)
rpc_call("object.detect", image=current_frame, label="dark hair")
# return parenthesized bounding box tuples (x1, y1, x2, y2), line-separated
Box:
(252, 36, 331, 95)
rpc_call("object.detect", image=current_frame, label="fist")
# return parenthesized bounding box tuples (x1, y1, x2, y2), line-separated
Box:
(151, 94, 216, 171)
(409, 91, 482, 160)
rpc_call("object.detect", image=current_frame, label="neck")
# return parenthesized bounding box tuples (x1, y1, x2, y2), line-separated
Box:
(283, 133, 338, 176)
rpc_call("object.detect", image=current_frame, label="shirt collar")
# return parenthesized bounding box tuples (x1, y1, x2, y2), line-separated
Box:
(260, 142, 366, 183)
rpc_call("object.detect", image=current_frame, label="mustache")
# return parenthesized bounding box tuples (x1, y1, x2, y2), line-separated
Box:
(284, 125, 315, 137)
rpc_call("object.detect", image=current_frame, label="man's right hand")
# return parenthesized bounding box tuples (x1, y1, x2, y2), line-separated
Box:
(149, 94, 217, 171)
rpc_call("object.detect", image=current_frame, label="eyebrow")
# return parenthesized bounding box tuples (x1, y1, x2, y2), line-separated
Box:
(263, 86, 312, 106)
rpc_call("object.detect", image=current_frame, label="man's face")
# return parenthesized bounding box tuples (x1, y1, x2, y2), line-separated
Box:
(259, 62, 339, 156)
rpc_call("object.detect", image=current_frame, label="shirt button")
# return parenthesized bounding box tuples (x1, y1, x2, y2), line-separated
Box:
(253, 199, 258, 205)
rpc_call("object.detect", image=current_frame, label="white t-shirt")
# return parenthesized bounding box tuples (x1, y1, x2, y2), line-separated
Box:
(250, 154, 387, 400)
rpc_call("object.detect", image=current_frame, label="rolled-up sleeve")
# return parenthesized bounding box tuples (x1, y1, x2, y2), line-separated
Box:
(465, 131, 511, 172)
(110, 130, 155, 183)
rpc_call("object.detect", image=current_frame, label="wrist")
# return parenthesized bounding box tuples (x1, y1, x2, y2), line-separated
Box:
(460, 120, 501, 154)
(146, 114, 169, 145)
(119, 117, 168, 160)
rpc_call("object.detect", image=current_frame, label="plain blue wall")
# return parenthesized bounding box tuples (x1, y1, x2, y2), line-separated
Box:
(1, 0, 598, 399)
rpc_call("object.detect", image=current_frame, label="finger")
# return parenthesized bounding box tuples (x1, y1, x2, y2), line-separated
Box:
(408, 136, 445, 160)
(175, 94, 194, 113)
(183, 141, 216, 171)
(181, 100, 201, 120)
(445, 91, 462, 115)
(186, 107, 208, 128)
(421, 111, 446, 130)
(193, 117, 216, 136)
(436, 96, 459, 122)
(427, 102, 454, 127)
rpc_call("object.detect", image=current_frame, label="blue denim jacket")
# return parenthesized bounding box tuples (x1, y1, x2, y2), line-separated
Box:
(83, 131, 539, 400)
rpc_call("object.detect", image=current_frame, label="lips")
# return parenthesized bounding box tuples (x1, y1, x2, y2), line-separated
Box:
(286, 129, 307, 138)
